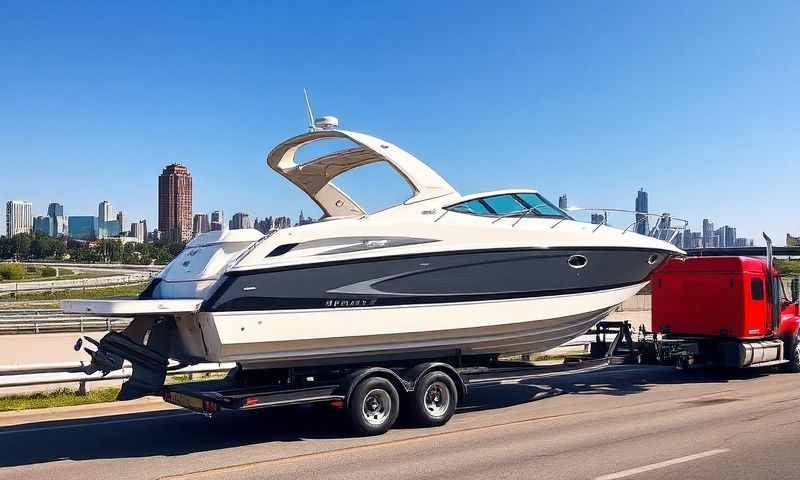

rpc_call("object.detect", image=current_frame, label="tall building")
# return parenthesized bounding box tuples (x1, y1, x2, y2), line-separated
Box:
(116, 211, 126, 235)
(158, 164, 193, 242)
(192, 213, 210, 237)
(47, 202, 66, 236)
(702, 219, 714, 248)
(634, 188, 649, 235)
(558, 194, 568, 210)
(131, 221, 147, 243)
(273, 216, 291, 230)
(47, 203, 63, 218)
(296, 210, 314, 226)
(229, 212, 252, 230)
(5, 201, 33, 237)
(67, 216, 97, 241)
(98, 201, 113, 223)
(33, 216, 52, 236)
(210, 210, 225, 231)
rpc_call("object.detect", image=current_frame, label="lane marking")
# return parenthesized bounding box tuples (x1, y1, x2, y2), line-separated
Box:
(595, 449, 730, 480)
(0, 412, 194, 436)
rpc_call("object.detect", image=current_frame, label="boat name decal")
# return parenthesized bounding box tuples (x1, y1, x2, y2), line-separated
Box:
(324, 298, 378, 308)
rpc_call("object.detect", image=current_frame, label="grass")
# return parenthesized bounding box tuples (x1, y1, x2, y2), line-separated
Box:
(0, 269, 112, 284)
(0, 387, 120, 412)
(0, 282, 148, 302)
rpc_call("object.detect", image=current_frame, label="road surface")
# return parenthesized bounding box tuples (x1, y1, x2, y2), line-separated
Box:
(1, 364, 799, 480)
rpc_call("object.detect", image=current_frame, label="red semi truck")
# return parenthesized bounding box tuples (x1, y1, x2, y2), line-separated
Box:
(645, 235, 800, 371)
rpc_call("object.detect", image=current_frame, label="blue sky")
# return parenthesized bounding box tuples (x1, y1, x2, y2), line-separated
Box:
(1, 1, 798, 243)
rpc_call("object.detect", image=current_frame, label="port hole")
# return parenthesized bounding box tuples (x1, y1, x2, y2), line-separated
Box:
(648, 254, 659, 265)
(568, 255, 588, 269)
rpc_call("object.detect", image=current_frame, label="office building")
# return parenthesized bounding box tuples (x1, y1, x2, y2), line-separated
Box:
(635, 188, 649, 235)
(702, 219, 714, 248)
(5, 200, 33, 237)
(230, 212, 252, 230)
(558, 194, 568, 210)
(131, 221, 147, 243)
(273, 216, 291, 230)
(117, 211, 126, 235)
(158, 164, 193, 242)
(192, 213, 210, 237)
(33, 216, 52, 236)
(98, 201, 113, 223)
(210, 210, 225, 231)
(47, 203, 64, 218)
(67, 216, 97, 241)
(296, 210, 314, 226)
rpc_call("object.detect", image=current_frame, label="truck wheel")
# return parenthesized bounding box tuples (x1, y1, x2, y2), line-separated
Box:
(784, 333, 800, 373)
(411, 371, 458, 427)
(348, 377, 400, 436)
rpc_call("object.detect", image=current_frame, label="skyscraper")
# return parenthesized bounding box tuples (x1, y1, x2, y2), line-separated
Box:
(229, 212, 252, 230)
(634, 188, 649, 235)
(47, 203, 63, 218)
(33, 216, 52, 236)
(210, 210, 225, 231)
(116, 211, 126, 235)
(702, 219, 714, 248)
(558, 194, 568, 210)
(131, 221, 147, 243)
(5, 201, 33, 237)
(158, 164, 193, 242)
(98, 201, 113, 223)
(192, 213, 210, 237)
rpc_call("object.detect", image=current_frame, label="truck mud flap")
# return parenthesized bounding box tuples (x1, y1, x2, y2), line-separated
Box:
(81, 317, 174, 400)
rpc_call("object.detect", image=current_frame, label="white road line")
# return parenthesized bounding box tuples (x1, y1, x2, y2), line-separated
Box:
(595, 449, 730, 480)
(0, 411, 195, 436)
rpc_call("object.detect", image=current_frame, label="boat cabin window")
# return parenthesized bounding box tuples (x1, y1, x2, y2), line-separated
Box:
(446, 193, 568, 219)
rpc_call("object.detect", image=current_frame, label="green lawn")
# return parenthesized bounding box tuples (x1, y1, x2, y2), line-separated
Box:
(1, 282, 148, 302)
(0, 387, 120, 412)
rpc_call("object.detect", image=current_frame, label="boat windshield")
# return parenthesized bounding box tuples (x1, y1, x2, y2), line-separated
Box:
(446, 193, 569, 219)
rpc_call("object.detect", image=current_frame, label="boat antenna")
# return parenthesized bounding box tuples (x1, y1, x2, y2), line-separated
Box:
(303, 88, 316, 132)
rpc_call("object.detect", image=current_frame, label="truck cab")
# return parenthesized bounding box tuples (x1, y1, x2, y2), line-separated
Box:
(650, 255, 800, 370)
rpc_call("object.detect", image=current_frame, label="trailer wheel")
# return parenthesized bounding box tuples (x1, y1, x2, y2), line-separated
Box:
(411, 371, 458, 427)
(348, 377, 400, 436)
(783, 333, 800, 373)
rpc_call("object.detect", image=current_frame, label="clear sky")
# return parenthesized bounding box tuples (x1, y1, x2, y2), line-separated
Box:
(2, 1, 798, 243)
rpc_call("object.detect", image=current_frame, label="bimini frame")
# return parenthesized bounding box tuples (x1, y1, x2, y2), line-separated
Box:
(266, 129, 458, 218)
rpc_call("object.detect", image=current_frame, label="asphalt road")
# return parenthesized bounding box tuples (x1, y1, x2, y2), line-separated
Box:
(2, 364, 799, 480)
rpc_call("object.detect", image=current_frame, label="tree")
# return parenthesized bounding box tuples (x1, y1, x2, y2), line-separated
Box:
(11, 233, 31, 259)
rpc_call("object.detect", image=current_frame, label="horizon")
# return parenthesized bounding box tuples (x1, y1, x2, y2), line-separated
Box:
(2, 2, 799, 244)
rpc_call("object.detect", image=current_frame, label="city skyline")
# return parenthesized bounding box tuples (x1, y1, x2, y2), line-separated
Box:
(2, 3, 799, 243)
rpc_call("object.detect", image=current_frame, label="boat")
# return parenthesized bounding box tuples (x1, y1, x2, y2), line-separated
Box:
(63, 115, 684, 399)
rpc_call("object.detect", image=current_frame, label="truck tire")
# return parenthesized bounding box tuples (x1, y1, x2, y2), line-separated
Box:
(783, 333, 800, 373)
(411, 371, 458, 427)
(348, 377, 400, 436)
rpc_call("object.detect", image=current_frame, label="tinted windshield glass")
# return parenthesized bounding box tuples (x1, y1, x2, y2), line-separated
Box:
(482, 195, 527, 215)
(450, 199, 492, 214)
(516, 193, 565, 217)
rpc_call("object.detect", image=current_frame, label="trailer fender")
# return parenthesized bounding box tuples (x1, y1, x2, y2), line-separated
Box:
(401, 362, 467, 399)
(340, 367, 412, 409)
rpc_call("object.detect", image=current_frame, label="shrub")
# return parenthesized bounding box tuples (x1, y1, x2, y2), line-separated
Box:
(40, 267, 58, 278)
(26, 265, 37, 273)
(0, 263, 26, 280)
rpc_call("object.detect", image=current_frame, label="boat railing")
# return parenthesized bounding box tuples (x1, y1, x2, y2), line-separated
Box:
(561, 208, 689, 244)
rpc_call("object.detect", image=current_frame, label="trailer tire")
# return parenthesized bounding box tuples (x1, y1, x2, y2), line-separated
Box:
(411, 371, 458, 427)
(783, 333, 800, 373)
(348, 377, 400, 436)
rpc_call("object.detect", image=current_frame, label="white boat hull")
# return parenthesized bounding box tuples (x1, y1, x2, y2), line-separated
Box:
(180, 282, 646, 367)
